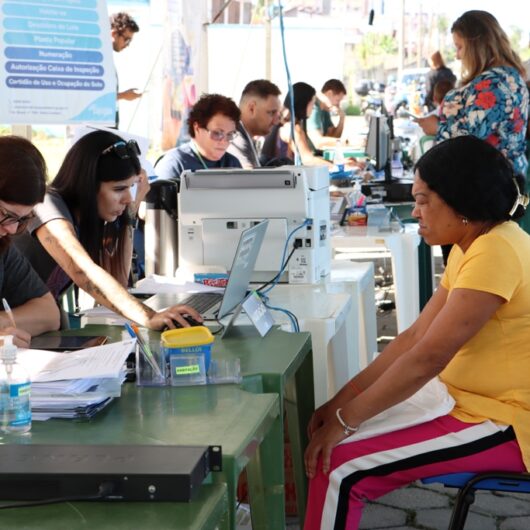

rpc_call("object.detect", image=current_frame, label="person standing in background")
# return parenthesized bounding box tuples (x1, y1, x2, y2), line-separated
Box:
(227, 79, 282, 168)
(110, 12, 141, 127)
(417, 10, 528, 176)
(307, 79, 348, 150)
(416, 10, 529, 264)
(424, 51, 456, 111)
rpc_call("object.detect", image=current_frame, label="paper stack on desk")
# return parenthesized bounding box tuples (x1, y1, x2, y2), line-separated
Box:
(17, 339, 135, 421)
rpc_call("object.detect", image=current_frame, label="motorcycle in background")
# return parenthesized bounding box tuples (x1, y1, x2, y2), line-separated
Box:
(354, 79, 386, 119)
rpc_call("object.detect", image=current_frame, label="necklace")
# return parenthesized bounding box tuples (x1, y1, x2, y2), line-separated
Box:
(190, 141, 209, 170)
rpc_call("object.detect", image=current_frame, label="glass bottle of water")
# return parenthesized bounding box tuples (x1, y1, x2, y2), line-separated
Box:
(0, 336, 31, 434)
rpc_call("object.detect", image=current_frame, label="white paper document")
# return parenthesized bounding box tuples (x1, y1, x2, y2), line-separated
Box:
(131, 275, 224, 295)
(18, 339, 135, 382)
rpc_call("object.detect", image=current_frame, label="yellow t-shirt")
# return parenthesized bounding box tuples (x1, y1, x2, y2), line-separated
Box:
(440, 222, 530, 469)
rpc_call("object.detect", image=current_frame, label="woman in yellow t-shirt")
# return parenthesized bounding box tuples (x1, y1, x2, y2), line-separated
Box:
(304, 135, 530, 530)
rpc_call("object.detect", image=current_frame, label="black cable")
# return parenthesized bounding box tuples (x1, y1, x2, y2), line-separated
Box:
(255, 245, 297, 293)
(211, 318, 225, 335)
(0, 482, 115, 510)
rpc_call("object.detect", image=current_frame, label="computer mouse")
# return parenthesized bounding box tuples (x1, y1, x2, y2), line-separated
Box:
(167, 316, 203, 329)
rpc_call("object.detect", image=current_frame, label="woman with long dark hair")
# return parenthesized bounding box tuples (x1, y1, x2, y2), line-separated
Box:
(279, 82, 335, 167)
(0, 137, 60, 346)
(16, 130, 200, 330)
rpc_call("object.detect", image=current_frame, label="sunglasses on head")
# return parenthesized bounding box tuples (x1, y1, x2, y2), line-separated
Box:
(101, 140, 141, 160)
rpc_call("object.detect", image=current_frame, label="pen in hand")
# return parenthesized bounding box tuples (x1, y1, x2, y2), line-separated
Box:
(2, 298, 16, 329)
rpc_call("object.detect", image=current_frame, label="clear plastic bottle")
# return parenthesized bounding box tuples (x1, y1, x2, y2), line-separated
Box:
(350, 179, 365, 207)
(0, 336, 31, 434)
(333, 140, 345, 172)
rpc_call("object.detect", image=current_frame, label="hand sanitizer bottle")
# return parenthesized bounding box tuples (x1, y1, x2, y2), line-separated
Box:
(0, 336, 31, 434)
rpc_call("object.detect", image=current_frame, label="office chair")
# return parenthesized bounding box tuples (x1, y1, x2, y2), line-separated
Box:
(421, 471, 530, 529)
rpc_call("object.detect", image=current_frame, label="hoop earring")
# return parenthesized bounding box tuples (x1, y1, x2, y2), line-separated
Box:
(462, 217, 469, 226)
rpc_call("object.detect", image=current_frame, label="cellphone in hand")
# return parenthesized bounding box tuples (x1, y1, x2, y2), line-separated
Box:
(402, 110, 420, 120)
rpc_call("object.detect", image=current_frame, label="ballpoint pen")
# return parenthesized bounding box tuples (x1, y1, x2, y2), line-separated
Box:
(124, 322, 164, 380)
(2, 298, 16, 328)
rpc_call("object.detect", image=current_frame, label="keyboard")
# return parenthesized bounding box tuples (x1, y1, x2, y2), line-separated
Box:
(181, 292, 223, 315)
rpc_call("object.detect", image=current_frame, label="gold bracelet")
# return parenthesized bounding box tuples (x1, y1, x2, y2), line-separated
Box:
(336, 408, 359, 436)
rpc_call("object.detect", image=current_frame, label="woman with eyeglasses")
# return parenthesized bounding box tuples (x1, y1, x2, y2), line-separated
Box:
(15, 130, 201, 330)
(155, 93, 242, 181)
(0, 137, 60, 347)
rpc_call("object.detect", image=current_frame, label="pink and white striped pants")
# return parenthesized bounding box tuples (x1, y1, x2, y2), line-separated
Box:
(304, 416, 525, 530)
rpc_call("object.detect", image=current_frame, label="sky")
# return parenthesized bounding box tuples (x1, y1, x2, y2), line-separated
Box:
(397, 0, 530, 36)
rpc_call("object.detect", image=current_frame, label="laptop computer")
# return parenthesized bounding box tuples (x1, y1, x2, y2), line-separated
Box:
(145, 220, 269, 320)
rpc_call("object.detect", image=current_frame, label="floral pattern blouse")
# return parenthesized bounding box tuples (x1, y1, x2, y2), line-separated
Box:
(437, 66, 529, 175)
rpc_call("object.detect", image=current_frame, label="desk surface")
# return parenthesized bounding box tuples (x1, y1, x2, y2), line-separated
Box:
(5, 385, 277, 530)
(67, 325, 312, 396)
(20, 384, 278, 462)
(54, 325, 314, 528)
(0, 483, 228, 530)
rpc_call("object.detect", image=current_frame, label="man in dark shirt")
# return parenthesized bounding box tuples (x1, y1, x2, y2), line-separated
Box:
(228, 79, 282, 168)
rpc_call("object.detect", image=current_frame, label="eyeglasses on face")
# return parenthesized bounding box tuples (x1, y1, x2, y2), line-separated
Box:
(203, 128, 238, 142)
(101, 140, 141, 160)
(0, 205, 35, 232)
(120, 33, 132, 46)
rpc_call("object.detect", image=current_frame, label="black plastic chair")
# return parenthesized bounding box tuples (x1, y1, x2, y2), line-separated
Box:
(422, 471, 530, 529)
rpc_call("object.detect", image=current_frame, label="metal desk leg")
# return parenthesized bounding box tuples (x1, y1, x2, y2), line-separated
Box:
(213, 457, 239, 530)
(246, 408, 285, 530)
(284, 348, 314, 527)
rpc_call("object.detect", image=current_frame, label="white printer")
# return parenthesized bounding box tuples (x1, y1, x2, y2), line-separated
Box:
(178, 166, 331, 284)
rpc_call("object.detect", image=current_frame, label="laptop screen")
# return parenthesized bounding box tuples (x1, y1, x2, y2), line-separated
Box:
(217, 220, 269, 319)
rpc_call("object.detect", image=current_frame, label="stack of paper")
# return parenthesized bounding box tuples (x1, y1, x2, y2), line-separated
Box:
(17, 339, 135, 421)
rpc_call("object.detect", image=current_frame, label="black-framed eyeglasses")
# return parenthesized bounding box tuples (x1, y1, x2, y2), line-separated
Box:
(118, 32, 133, 46)
(203, 128, 238, 142)
(101, 140, 141, 159)
(0, 205, 35, 233)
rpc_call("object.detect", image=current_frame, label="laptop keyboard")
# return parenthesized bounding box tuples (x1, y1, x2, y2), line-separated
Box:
(181, 292, 223, 315)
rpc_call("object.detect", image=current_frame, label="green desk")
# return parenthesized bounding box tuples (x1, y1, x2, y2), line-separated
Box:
(5, 384, 279, 530)
(0, 483, 229, 530)
(58, 325, 314, 525)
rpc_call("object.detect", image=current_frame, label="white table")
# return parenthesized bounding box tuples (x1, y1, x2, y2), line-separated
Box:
(331, 223, 422, 332)
(258, 284, 353, 407)
(329, 261, 378, 369)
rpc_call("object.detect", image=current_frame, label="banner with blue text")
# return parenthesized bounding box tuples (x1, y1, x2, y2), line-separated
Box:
(1, 0, 116, 124)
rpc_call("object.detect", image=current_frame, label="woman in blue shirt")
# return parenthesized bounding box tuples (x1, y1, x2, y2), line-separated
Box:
(155, 94, 242, 182)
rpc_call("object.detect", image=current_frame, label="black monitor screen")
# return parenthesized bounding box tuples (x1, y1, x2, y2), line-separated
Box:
(365, 115, 391, 172)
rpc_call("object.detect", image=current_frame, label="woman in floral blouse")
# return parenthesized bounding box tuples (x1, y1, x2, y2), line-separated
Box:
(418, 10, 528, 175)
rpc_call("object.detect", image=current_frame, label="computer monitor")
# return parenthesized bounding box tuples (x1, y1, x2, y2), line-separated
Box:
(178, 166, 331, 284)
(365, 115, 392, 180)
